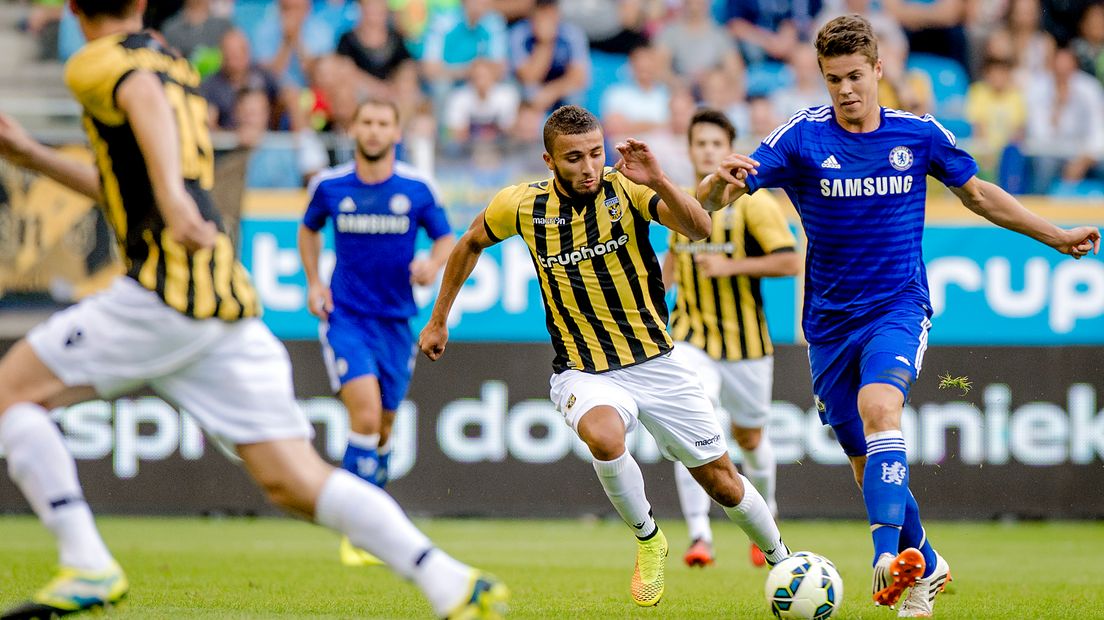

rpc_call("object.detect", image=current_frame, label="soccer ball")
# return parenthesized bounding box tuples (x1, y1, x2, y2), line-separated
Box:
(764, 552, 844, 620)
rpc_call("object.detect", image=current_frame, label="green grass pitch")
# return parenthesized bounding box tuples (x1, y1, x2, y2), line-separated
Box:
(1, 517, 1101, 619)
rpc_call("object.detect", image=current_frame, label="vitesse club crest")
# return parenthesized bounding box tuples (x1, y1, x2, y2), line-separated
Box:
(604, 195, 623, 221)
(889, 146, 913, 172)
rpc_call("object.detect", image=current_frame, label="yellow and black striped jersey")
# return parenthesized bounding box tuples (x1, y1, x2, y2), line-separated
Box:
(64, 31, 258, 320)
(484, 168, 672, 373)
(669, 190, 796, 361)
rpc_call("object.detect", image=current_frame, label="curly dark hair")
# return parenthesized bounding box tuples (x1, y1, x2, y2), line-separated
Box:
(688, 108, 737, 145)
(72, 0, 140, 19)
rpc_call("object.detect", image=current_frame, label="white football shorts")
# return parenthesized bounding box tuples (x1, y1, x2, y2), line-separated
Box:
(675, 342, 774, 429)
(549, 347, 728, 468)
(27, 277, 311, 446)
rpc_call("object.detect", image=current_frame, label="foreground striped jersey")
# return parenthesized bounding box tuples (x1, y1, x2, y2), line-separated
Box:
(64, 32, 258, 320)
(745, 105, 977, 343)
(484, 168, 671, 373)
(669, 190, 796, 360)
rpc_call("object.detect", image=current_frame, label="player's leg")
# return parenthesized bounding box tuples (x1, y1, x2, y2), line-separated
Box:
(625, 350, 790, 566)
(669, 344, 719, 566)
(684, 457, 790, 566)
(856, 308, 935, 606)
(156, 319, 507, 618)
(0, 295, 141, 617)
(371, 320, 418, 489)
(721, 356, 777, 567)
(551, 371, 664, 606)
(320, 319, 385, 487)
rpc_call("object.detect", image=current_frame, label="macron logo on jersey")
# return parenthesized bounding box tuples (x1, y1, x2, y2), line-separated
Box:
(820, 175, 914, 198)
(821, 155, 841, 169)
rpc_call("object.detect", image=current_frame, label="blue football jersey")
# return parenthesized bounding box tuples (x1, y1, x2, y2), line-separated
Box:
(303, 161, 452, 319)
(745, 106, 978, 343)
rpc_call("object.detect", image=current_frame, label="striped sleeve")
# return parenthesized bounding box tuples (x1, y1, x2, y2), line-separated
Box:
(483, 185, 521, 242)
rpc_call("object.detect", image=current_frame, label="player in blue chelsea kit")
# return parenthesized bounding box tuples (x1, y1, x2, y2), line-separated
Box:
(298, 98, 455, 566)
(700, 15, 1100, 618)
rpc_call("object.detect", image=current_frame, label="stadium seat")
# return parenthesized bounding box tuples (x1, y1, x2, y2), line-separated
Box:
(745, 61, 793, 98)
(1048, 178, 1104, 198)
(233, 0, 270, 41)
(907, 52, 970, 134)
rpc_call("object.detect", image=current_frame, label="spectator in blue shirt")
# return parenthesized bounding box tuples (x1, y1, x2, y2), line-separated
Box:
(508, 0, 590, 112)
(723, 0, 822, 65)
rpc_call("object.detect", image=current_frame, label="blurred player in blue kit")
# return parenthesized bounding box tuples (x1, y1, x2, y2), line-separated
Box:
(298, 98, 455, 566)
(700, 14, 1100, 618)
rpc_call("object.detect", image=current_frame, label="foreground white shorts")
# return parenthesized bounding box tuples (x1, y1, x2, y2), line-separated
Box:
(549, 348, 728, 468)
(675, 343, 774, 429)
(27, 277, 311, 446)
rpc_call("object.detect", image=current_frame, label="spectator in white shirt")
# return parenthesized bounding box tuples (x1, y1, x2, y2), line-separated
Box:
(446, 58, 521, 144)
(601, 43, 670, 138)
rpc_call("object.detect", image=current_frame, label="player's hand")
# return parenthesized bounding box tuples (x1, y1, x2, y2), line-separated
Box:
(169, 217, 218, 254)
(418, 320, 449, 361)
(717, 153, 759, 187)
(409, 258, 436, 286)
(694, 254, 737, 277)
(613, 138, 664, 188)
(307, 282, 333, 321)
(1055, 226, 1101, 259)
(0, 111, 39, 168)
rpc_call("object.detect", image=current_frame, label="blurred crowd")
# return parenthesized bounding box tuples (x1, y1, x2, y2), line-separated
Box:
(17, 0, 1104, 195)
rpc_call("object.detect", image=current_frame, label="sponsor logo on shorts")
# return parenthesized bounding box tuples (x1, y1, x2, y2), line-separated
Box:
(336, 357, 349, 377)
(895, 355, 912, 367)
(64, 328, 84, 348)
(694, 433, 722, 447)
(566, 394, 576, 410)
(814, 395, 826, 413)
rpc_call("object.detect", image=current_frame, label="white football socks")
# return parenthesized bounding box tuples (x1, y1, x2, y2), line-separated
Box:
(314, 469, 471, 616)
(0, 403, 114, 571)
(593, 451, 656, 538)
(722, 474, 789, 564)
(674, 461, 713, 543)
(347, 432, 380, 450)
(741, 438, 778, 516)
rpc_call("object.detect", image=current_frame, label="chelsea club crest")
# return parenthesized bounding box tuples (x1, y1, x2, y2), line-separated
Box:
(889, 146, 913, 171)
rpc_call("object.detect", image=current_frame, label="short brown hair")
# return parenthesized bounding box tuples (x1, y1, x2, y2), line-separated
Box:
(72, 0, 140, 19)
(815, 15, 879, 67)
(542, 105, 601, 154)
(688, 108, 736, 145)
(355, 97, 400, 123)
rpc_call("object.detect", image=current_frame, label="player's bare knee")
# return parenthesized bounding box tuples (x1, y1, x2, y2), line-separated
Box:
(733, 426, 762, 451)
(577, 407, 626, 461)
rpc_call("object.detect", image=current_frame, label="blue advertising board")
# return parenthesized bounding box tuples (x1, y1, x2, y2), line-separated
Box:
(241, 217, 1102, 344)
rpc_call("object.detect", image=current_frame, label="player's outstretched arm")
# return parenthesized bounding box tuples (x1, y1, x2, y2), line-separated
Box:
(418, 211, 498, 361)
(950, 177, 1101, 259)
(614, 137, 711, 240)
(696, 153, 759, 212)
(118, 71, 216, 253)
(0, 111, 102, 201)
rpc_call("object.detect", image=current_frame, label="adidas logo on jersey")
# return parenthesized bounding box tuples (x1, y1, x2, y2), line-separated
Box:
(821, 155, 841, 169)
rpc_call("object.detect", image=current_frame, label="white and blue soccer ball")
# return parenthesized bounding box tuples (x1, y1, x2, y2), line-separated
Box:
(764, 552, 844, 620)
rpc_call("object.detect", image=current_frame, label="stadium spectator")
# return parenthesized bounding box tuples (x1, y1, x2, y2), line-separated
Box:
(159, 0, 233, 66)
(144, 0, 186, 30)
(336, 0, 414, 90)
(445, 58, 521, 144)
(22, 0, 63, 60)
(966, 52, 1026, 179)
(600, 44, 670, 138)
(698, 68, 752, 140)
(720, 0, 823, 65)
(1071, 2, 1104, 80)
(253, 0, 336, 88)
(422, 0, 508, 109)
(882, 0, 970, 72)
(560, 0, 649, 54)
(770, 46, 831, 119)
(201, 29, 292, 131)
(388, 0, 461, 55)
(494, 0, 535, 25)
(1004, 0, 1056, 85)
(746, 94, 781, 142)
(877, 31, 934, 115)
(1041, 0, 1099, 45)
(1026, 46, 1104, 193)
(508, 0, 591, 112)
(655, 0, 743, 90)
(815, 0, 910, 56)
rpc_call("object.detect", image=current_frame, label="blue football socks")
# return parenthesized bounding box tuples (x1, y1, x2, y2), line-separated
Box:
(864, 430, 910, 564)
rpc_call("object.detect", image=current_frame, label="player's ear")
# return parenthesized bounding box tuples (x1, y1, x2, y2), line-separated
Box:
(873, 58, 883, 81)
(542, 151, 554, 171)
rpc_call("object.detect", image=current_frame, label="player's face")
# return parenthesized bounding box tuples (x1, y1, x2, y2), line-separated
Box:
(544, 130, 605, 200)
(688, 123, 733, 180)
(351, 104, 400, 162)
(820, 53, 882, 128)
